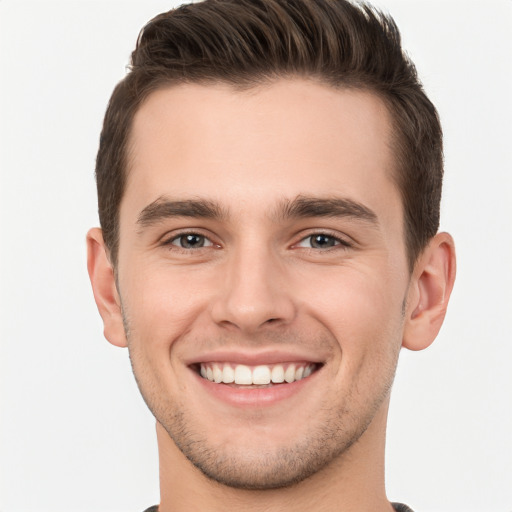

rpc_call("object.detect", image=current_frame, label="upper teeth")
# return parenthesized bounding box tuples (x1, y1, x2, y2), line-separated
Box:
(199, 363, 315, 385)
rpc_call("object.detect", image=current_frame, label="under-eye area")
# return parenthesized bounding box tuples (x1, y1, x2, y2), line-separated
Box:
(193, 362, 322, 387)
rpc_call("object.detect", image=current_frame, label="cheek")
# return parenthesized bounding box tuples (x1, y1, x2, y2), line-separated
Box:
(126, 263, 213, 322)
(120, 267, 210, 406)
(314, 274, 404, 405)
(120, 264, 216, 360)
(297, 266, 406, 360)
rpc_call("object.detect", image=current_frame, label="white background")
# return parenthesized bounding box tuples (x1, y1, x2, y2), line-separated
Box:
(0, 1, 511, 511)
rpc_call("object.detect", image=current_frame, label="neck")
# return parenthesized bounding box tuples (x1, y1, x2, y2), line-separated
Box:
(156, 401, 394, 512)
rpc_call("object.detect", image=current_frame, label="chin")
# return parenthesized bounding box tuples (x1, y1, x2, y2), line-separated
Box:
(159, 407, 372, 490)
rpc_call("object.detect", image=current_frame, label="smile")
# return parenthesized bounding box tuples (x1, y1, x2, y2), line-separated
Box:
(199, 362, 317, 385)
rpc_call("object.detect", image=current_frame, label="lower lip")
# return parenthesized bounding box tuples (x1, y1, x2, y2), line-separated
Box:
(191, 368, 319, 407)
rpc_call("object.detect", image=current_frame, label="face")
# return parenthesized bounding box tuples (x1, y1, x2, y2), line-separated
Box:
(116, 79, 411, 489)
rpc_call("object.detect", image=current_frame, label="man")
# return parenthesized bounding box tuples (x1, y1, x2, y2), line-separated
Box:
(86, 0, 456, 510)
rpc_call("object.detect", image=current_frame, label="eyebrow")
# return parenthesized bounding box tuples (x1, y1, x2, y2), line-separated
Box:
(136, 194, 378, 230)
(276, 195, 379, 225)
(137, 197, 227, 228)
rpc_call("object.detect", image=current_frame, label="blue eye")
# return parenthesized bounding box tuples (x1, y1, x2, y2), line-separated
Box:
(296, 234, 347, 249)
(309, 234, 338, 248)
(170, 234, 213, 249)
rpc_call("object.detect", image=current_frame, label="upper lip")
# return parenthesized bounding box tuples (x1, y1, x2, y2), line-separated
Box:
(184, 348, 325, 366)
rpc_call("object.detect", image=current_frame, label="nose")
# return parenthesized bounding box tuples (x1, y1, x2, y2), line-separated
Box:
(210, 244, 296, 333)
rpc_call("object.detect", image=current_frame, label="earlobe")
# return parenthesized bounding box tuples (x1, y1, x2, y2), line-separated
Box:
(86, 228, 127, 348)
(402, 232, 456, 351)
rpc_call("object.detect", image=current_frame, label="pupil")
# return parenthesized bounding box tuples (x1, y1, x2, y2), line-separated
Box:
(182, 234, 203, 248)
(312, 234, 334, 248)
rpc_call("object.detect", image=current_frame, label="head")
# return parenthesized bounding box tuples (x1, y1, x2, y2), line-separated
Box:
(88, 0, 455, 494)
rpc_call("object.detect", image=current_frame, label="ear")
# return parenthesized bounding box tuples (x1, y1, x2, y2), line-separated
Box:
(86, 228, 127, 347)
(402, 232, 456, 351)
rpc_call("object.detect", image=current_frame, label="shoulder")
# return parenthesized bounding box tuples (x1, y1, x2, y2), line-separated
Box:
(392, 503, 415, 512)
(142, 504, 412, 511)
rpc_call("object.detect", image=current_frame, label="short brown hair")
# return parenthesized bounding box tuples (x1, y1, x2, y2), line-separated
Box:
(96, 0, 443, 270)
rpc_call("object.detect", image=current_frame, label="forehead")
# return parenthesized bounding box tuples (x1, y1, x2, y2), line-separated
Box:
(123, 79, 399, 223)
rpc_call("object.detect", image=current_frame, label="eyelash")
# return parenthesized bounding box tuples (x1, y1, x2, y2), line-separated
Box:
(161, 231, 351, 251)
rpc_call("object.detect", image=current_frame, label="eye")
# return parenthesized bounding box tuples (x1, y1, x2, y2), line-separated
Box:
(169, 233, 214, 249)
(296, 233, 348, 249)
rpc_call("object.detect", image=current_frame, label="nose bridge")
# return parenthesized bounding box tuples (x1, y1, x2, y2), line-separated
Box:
(211, 237, 295, 332)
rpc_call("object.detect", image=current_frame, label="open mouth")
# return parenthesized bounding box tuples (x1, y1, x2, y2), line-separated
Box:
(193, 362, 321, 387)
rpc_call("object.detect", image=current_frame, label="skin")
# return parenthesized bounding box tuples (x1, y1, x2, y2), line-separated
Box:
(87, 79, 456, 512)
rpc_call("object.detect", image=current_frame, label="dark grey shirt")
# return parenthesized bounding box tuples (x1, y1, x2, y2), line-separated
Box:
(393, 504, 415, 512)
(143, 502, 414, 511)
